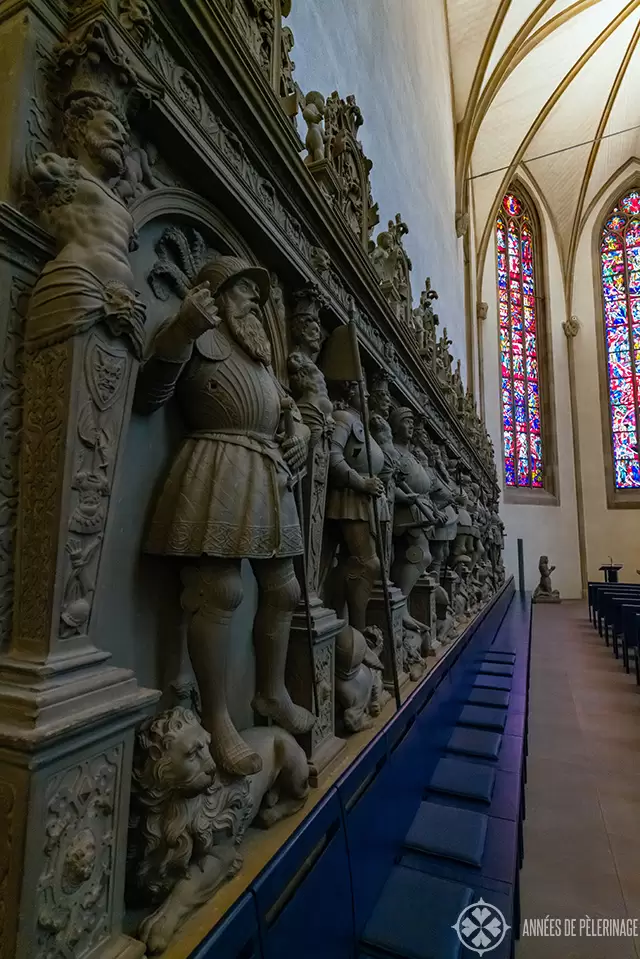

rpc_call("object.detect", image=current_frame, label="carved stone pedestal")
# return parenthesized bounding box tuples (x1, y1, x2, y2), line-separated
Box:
(368, 583, 409, 691)
(409, 575, 437, 651)
(287, 600, 346, 785)
(0, 674, 157, 959)
(306, 159, 342, 205)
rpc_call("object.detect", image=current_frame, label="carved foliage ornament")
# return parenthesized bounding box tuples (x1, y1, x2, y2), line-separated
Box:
(0, 781, 16, 958)
(0, 281, 27, 652)
(323, 91, 379, 248)
(55, 18, 162, 116)
(37, 749, 121, 958)
(60, 331, 133, 639)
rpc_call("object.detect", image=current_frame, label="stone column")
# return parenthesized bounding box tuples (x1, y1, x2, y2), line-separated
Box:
(563, 314, 588, 597)
(0, 217, 157, 959)
(0, 13, 159, 959)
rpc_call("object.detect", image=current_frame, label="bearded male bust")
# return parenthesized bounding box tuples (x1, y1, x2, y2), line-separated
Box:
(136, 255, 314, 777)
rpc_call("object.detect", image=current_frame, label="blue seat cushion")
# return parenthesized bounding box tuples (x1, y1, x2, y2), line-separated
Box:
(447, 728, 503, 760)
(467, 688, 511, 708)
(361, 866, 474, 959)
(474, 675, 512, 691)
(479, 663, 514, 677)
(458, 706, 507, 732)
(429, 757, 496, 803)
(405, 802, 489, 867)
(483, 652, 516, 664)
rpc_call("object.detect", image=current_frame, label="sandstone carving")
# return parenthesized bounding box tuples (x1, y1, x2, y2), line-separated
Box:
(335, 624, 390, 732)
(322, 379, 387, 632)
(136, 255, 314, 777)
(130, 707, 309, 954)
(0, 2, 509, 951)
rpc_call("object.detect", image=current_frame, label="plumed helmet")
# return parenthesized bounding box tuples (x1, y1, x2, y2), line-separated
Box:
(194, 255, 271, 306)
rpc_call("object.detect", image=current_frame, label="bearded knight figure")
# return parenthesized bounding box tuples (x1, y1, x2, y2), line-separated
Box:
(136, 256, 315, 777)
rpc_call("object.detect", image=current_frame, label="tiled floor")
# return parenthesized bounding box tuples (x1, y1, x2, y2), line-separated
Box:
(517, 601, 640, 958)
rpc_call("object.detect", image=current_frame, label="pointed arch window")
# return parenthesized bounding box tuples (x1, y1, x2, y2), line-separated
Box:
(496, 191, 544, 488)
(600, 189, 640, 490)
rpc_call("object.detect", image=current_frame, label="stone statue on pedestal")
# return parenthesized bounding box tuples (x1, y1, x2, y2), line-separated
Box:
(389, 408, 444, 640)
(136, 255, 315, 777)
(368, 372, 399, 575)
(532, 555, 561, 603)
(322, 379, 386, 631)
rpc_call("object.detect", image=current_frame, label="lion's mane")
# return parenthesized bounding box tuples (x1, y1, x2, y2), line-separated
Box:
(129, 708, 252, 903)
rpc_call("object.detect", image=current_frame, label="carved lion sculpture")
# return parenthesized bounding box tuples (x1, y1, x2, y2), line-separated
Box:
(129, 707, 310, 954)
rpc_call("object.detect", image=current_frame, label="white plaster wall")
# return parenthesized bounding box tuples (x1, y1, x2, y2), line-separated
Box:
(287, 0, 468, 367)
(479, 171, 582, 598)
(572, 163, 640, 583)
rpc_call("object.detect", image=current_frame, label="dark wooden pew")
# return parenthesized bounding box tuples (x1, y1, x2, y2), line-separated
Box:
(589, 584, 640, 641)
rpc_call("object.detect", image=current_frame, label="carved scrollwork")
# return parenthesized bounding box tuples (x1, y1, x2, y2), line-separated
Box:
(14, 344, 69, 651)
(36, 749, 121, 958)
(0, 281, 27, 652)
(58, 331, 133, 640)
(0, 780, 16, 958)
(323, 91, 379, 249)
(310, 642, 333, 751)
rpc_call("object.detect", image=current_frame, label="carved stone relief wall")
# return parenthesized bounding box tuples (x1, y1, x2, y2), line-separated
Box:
(0, 0, 506, 955)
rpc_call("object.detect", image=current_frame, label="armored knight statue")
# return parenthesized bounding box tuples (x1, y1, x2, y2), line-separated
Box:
(136, 256, 315, 777)
(287, 285, 333, 443)
(389, 409, 445, 633)
(421, 446, 459, 581)
(322, 379, 386, 632)
(368, 371, 400, 574)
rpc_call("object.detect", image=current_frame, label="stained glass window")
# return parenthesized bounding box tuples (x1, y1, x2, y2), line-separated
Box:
(496, 191, 544, 488)
(601, 189, 640, 489)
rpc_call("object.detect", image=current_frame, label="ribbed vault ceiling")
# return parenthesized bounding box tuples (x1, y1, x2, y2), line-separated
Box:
(447, 0, 640, 306)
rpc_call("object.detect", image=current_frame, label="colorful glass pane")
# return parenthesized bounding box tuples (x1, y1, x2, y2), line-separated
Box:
(620, 191, 640, 215)
(601, 190, 640, 488)
(503, 193, 523, 216)
(496, 190, 544, 488)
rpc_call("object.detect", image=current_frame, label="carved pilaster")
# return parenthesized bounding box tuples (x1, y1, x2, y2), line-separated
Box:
(409, 575, 437, 650)
(367, 585, 408, 691)
(0, 14, 160, 955)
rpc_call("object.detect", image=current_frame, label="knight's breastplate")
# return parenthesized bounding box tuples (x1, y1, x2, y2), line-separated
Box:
(343, 420, 385, 476)
(178, 347, 281, 435)
(401, 452, 430, 495)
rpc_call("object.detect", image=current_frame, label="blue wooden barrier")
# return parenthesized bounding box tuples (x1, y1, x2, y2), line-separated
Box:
(187, 577, 529, 959)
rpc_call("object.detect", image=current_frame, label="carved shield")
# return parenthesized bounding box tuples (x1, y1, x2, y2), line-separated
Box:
(85, 336, 129, 412)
